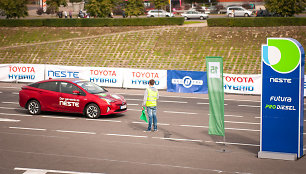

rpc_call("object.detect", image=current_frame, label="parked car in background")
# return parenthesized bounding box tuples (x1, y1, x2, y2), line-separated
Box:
(255, 9, 280, 17)
(226, 6, 252, 17)
(147, 10, 174, 17)
(181, 11, 208, 20)
(19, 78, 127, 119)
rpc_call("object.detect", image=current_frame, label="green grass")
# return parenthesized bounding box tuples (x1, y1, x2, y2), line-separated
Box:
(0, 26, 305, 74)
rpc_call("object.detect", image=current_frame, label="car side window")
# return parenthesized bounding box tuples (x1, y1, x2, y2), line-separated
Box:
(60, 82, 85, 96)
(38, 81, 59, 92)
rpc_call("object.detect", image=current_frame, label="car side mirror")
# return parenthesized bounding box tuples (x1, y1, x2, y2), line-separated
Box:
(73, 90, 80, 95)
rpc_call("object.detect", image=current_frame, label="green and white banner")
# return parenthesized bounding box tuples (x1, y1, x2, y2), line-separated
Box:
(206, 57, 224, 136)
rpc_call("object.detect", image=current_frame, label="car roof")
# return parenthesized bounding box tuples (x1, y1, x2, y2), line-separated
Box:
(36, 78, 87, 84)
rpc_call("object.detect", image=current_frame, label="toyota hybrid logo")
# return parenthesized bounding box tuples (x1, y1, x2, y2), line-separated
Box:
(172, 76, 203, 88)
(262, 38, 302, 73)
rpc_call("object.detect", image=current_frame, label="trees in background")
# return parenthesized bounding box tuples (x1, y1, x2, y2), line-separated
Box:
(124, 0, 144, 18)
(265, 0, 305, 17)
(0, 0, 28, 19)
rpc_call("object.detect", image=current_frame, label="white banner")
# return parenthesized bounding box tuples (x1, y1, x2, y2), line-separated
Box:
(123, 69, 167, 89)
(45, 65, 124, 87)
(0, 64, 45, 83)
(223, 74, 262, 95)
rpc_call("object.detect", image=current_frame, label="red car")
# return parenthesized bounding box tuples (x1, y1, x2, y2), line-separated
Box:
(19, 78, 127, 119)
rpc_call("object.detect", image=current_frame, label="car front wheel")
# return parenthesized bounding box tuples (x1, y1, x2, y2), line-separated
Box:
(27, 100, 41, 115)
(85, 103, 101, 119)
(244, 13, 249, 17)
(200, 16, 204, 20)
(184, 16, 188, 20)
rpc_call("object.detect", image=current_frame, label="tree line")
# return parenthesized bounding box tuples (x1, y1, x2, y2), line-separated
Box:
(0, 0, 305, 19)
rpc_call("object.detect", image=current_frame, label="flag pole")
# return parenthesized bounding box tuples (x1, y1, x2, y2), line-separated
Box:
(169, 0, 172, 16)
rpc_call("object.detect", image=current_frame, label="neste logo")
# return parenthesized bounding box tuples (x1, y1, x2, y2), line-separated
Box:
(172, 76, 203, 88)
(262, 38, 304, 73)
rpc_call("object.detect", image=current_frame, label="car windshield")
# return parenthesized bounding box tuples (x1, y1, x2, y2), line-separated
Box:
(76, 81, 107, 94)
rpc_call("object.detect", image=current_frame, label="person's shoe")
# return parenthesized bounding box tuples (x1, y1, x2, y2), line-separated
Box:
(153, 129, 158, 132)
(144, 129, 151, 132)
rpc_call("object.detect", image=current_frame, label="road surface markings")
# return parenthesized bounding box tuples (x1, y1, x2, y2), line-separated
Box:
(0, 118, 20, 122)
(0, 106, 22, 110)
(14, 167, 105, 174)
(86, 119, 122, 123)
(106, 133, 147, 138)
(0, 86, 19, 89)
(125, 98, 142, 101)
(152, 137, 203, 142)
(9, 127, 46, 131)
(0, 112, 32, 117)
(180, 125, 209, 128)
(163, 111, 198, 115)
(12, 92, 19, 95)
(132, 121, 170, 126)
(0, 92, 2, 94)
(197, 102, 228, 105)
(179, 124, 259, 132)
(55, 130, 96, 135)
(224, 114, 244, 118)
(225, 121, 260, 125)
(214, 141, 260, 147)
(41, 116, 76, 120)
(128, 103, 139, 106)
(159, 100, 188, 104)
(2, 101, 19, 104)
(127, 108, 142, 112)
(238, 105, 260, 108)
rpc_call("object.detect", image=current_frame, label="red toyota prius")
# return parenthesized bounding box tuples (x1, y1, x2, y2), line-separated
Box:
(19, 78, 127, 119)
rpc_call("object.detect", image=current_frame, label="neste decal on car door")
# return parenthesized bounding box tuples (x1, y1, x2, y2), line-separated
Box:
(59, 82, 86, 113)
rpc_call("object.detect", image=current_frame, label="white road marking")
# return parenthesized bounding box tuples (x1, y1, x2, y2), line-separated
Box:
(132, 121, 170, 126)
(128, 103, 139, 106)
(224, 115, 244, 118)
(225, 121, 260, 125)
(106, 133, 147, 138)
(86, 119, 122, 123)
(0, 118, 20, 122)
(0, 112, 32, 117)
(214, 141, 260, 147)
(125, 98, 141, 101)
(0, 86, 19, 89)
(152, 137, 203, 142)
(9, 127, 46, 131)
(12, 92, 19, 95)
(163, 111, 197, 115)
(55, 130, 96, 135)
(127, 108, 142, 112)
(180, 125, 209, 128)
(41, 116, 76, 120)
(0, 106, 22, 110)
(197, 103, 228, 106)
(2, 101, 19, 104)
(0, 92, 2, 94)
(159, 100, 188, 104)
(14, 167, 105, 174)
(238, 105, 260, 108)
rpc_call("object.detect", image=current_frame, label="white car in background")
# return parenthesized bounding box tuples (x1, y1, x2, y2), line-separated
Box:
(147, 10, 174, 17)
(227, 6, 252, 17)
(181, 11, 208, 20)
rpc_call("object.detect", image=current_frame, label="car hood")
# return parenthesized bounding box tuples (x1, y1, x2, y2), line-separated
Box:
(94, 92, 125, 101)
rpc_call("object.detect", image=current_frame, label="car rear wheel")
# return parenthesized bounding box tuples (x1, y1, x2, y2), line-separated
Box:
(27, 100, 41, 115)
(244, 13, 249, 17)
(85, 103, 100, 119)
(200, 16, 204, 20)
(184, 16, 188, 20)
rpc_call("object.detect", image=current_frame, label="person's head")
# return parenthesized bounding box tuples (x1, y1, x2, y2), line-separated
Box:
(149, 79, 155, 86)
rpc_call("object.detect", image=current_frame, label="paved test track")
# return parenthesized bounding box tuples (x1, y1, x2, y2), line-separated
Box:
(0, 82, 305, 174)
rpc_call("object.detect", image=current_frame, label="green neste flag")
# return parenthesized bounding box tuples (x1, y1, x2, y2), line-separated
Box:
(140, 107, 148, 123)
(206, 57, 225, 136)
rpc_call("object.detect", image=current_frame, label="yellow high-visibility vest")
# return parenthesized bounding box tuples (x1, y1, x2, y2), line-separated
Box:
(146, 88, 158, 107)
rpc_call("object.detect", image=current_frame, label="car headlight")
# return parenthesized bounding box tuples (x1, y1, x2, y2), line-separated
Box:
(101, 98, 113, 105)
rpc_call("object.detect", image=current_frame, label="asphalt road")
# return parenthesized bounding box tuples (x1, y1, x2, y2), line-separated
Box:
(0, 82, 305, 174)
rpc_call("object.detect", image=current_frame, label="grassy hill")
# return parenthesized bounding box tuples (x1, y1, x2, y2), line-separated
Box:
(0, 25, 305, 74)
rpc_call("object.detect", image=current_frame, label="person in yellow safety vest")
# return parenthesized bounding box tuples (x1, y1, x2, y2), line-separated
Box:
(143, 79, 159, 132)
